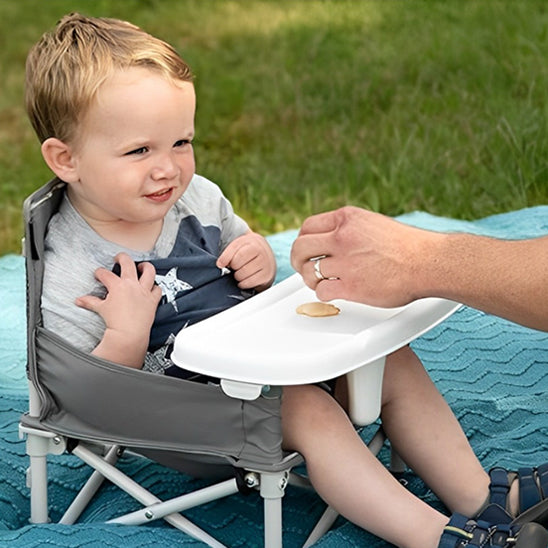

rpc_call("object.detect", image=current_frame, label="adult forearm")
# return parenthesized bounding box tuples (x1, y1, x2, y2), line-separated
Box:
(418, 233, 548, 331)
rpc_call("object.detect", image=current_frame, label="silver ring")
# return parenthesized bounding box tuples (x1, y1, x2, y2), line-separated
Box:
(309, 255, 340, 281)
(309, 255, 327, 281)
(314, 258, 325, 280)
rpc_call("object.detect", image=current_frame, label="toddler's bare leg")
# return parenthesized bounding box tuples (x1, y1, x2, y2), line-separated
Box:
(379, 346, 490, 516)
(282, 384, 447, 548)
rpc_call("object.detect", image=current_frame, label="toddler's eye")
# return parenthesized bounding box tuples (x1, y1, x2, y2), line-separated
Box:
(174, 139, 192, 148)
(126, 146, 148, 156)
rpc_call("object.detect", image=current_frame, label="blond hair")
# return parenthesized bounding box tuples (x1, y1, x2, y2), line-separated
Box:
(25, 13, 193, 144)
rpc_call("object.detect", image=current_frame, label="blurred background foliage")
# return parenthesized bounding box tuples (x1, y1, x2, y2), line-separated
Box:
(1, 0, 547, 255)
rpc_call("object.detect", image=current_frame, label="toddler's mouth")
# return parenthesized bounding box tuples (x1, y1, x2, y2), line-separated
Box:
(145, 188, 173, 202)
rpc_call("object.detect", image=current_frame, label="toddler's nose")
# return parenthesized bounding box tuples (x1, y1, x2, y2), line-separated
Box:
(151, 153, 179, 180)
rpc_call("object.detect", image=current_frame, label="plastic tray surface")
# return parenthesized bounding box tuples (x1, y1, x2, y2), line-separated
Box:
(171, 274, 461, 386)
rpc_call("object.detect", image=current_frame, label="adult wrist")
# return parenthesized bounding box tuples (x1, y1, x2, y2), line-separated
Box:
(410, 229, 452, 302)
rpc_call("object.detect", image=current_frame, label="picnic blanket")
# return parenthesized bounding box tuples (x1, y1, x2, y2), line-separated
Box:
(0, 206, 547, 547)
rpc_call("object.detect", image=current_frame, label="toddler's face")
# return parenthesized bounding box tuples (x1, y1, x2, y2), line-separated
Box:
(66, 67, 196, 232)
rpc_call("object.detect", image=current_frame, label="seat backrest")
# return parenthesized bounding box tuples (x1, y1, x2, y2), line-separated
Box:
(22, 179, 288, 472)
(23, 178, 65, 340)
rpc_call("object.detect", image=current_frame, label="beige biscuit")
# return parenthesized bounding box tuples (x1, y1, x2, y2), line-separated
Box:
(296, 302, 340, 317)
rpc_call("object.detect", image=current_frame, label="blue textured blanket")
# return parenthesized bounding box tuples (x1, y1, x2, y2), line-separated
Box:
(1, 207, 547, 547)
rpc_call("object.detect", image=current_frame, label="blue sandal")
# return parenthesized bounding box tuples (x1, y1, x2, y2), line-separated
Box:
(481, 464, 548, 527)
(438, 513, 548, 548)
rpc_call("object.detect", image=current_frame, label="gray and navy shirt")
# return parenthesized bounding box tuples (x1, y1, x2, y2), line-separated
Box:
(42, 174, 251, 376)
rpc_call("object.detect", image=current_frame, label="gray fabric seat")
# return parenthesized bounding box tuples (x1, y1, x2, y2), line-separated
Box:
(19, 179, 306, 548)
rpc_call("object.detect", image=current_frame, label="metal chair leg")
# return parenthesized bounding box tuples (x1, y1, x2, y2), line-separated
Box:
(261, 471, 290, 548)
(19, 425, 66, 524)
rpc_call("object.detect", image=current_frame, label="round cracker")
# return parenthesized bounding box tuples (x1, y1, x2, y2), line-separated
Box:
(296, 302, 340, 317)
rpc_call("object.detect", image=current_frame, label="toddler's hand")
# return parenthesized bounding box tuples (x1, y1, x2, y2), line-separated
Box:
(75, 253, 162, 367)
(217, 231, 276, 291)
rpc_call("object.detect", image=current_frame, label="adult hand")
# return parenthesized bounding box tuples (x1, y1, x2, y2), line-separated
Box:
(292, 206, 548, 331)
(217, 231, 276, 292)
(290, 206, 438, 307)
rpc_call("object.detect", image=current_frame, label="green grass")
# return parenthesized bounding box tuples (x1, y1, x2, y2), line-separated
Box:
(1, 0, 547, 255)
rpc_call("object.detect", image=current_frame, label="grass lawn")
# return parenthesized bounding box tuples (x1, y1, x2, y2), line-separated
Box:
(1, 0, 547, 256)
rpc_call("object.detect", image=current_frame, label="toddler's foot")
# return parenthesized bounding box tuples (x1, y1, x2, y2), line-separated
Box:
(438, 512, 547, 547)
(477, 464, 548, 527)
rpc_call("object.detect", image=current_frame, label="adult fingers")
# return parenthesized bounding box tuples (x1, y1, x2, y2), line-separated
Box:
(291, 210, 343, 269)
(298, 209, 339, 235)
(291, 234, 332, 272)
(314, 278, 347, 303)
(304, 255, 340, 285)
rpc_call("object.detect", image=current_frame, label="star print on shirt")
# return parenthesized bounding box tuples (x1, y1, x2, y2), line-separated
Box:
(155, 267, 193, 312)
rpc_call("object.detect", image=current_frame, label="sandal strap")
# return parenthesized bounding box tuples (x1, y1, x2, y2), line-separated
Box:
(519, 467, 540, 511)
(489, 467, 512, 509)
(518, 464, 548, 512)
(537, 463, 548, 500)
(439, 513, 517, 548)
(489, 463, 548, 514)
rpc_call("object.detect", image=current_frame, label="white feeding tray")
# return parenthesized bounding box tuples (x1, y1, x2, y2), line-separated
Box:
(171, 273, 460, 405)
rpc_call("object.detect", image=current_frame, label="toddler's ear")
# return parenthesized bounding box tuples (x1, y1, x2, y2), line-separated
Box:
(40, 138, 80, 183)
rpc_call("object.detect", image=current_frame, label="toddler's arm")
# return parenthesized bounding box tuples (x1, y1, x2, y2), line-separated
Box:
(75, 253, 162, 368)
(216, 231, 276, 292)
